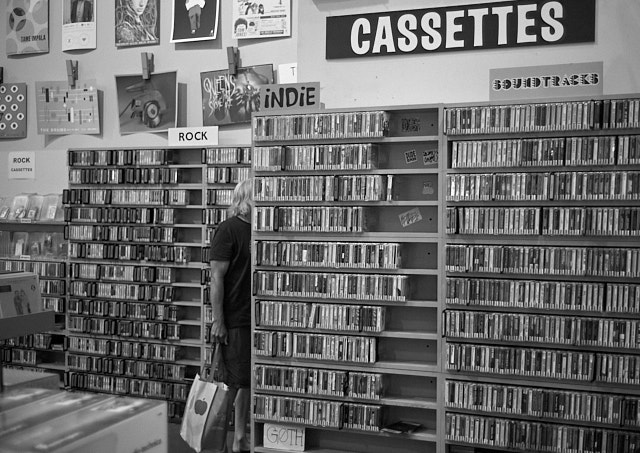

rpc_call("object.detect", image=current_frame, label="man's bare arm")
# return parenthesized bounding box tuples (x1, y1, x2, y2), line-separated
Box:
(210, 259, 230, 344)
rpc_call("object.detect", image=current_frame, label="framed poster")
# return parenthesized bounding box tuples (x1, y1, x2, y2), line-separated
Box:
(6, 0, 49, 55)
(116, 71, 177, 134)
(171, 0, 219, 43)
(62, 0, 97, 51)
(201, 64, 273, 126)
(115, 0, 159, 47)
(232, 0, 290, 39)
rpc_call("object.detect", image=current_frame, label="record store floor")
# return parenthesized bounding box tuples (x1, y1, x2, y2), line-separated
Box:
(168, 421, 240, 453)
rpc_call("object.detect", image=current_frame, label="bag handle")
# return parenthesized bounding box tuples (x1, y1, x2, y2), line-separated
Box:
(203, 342, 227, 383)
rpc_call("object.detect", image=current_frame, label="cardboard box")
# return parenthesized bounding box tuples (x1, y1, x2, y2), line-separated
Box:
(0, 390, 107, 438)
(2, 368, 59, 391)
(0, 272, 42, 318)
(0, 387, 57, 413)
(0, 272, 54, 340)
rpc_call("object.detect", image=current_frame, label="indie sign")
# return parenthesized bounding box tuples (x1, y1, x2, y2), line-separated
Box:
(326, 0, 595, 59)
(259, 82, 321, 115)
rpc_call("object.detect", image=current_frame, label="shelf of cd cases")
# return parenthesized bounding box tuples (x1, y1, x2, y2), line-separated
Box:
(251, 106, 445, 453)
(444, 95, 640, 453)
(64, 147, 206, 419)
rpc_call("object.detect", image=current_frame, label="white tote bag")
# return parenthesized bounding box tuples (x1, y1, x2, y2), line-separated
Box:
(180, 372, 230, 452)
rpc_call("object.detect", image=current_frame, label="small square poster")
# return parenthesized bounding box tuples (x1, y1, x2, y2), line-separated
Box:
(35, 79, 100, 135)
(171, 0, 220, 43)
(201, 64, 273, 126)
(116, 71, 177, 134)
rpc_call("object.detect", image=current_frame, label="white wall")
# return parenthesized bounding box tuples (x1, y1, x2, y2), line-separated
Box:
(1, 0, 639, 197)
(0, 0, 298, 197)
(299, 0, 640, 107)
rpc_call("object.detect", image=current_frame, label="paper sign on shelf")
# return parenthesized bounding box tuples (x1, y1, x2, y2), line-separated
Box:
(263, 423, 305, 452)
(490, 61, 603, 101)
(277, 63, 298, 84)
(259, 82, 321, 115)
(8, 151, 35, 180)
(168, 126, 219, 147)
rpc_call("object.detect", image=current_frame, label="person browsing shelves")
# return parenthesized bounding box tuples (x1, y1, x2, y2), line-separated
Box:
(208, 178, 253, 453)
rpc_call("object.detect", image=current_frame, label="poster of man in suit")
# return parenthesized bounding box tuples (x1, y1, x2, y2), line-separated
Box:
(70, 0, 93, 22)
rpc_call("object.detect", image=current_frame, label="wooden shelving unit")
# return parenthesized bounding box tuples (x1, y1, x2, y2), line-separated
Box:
(443, 95, 640, 453)
(251, 106, 446, 453)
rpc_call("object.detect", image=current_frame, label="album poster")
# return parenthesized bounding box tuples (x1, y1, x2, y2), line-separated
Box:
(62, 0, 97, 51)
(201, 64, 273, 126)
(116, 71, 177, 135)
(115, 0, 159, 48)
(232, 0, 290, 39)
(35, 79, 100, 135)
(6, 0, 49, 55)
(0, 83, 27, 139)
(171, 0, 219, 43)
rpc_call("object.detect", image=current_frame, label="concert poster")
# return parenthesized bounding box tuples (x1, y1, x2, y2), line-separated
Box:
(201, 64, 273, 126)
(232, 0, 290, 40)
(115, 0, 159, 48)
(6, 0, 49, 55)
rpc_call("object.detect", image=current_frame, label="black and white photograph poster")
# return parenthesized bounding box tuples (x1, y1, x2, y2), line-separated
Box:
(116, 71, 177, 135)
(62, 0, 97, 51)
(171, 0, 220, 43)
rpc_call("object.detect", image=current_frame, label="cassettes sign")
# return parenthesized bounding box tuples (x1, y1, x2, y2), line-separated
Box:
(326, 0, 595, 59)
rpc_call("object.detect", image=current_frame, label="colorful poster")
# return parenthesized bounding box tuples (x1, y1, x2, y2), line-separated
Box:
(115, 0, 159, 47)
(116, 71, 177, 134)
(171, 0, 219, 43)
(62, 0, 97, 51)
(201, 64, 273, 126)
(232, 0, 290, 40)
(35, 79, 100, 135)
(6, 0, 49, 55)
(0, 83, 27, 139)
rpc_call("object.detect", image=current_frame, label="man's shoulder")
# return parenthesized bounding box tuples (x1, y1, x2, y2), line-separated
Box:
(218, 215, 237, 228)
(221, 215, 249, 227)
